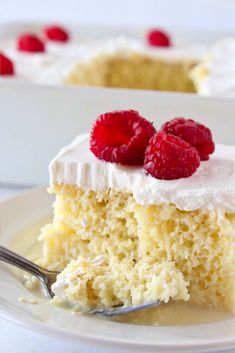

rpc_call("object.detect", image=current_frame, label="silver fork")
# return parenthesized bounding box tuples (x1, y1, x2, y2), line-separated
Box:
(0, 245, 161, 317)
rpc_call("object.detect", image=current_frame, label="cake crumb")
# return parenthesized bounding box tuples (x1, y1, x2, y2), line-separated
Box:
(19, 296, 38, 304)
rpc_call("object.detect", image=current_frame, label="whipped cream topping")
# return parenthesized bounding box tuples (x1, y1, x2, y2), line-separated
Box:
(74, 36, 206, 64)
(0, 36, 205, 84)
(191, 38, 235, 97)
(50, 133, 235, 213)
(0, 38, 87, 84)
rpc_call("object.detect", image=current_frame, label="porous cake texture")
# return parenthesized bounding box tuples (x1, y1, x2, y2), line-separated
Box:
(40, 185, 235, 312)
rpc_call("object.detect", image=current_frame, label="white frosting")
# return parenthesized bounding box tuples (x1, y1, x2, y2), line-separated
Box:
(50, 133, 235, 213)
(0, 38, 87, 84)
(0, 36, 205, 84)
(191, 38, 235, 97)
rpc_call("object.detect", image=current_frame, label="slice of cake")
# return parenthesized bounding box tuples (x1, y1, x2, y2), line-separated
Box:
(39, 110, 235, 313)
(191, 38, 235, 97)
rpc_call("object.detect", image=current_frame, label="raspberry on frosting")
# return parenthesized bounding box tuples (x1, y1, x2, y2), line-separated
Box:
(161, 117, 215, 160)
(90, 110, 156, 165)
(17, 33, 45, 53)
(43, 25, 70, 42)
(0, 52, 14, 75)
(147, 29, 171, 47)
(143, 131, 200, 180)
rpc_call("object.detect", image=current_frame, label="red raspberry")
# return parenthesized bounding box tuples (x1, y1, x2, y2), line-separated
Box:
(147, 29, 171, 47)
(90, 110, 156, 165)
(144, 131, 200, 180)
(0, 53, 14, 75)
(17, 33, 45, 53)
(43, 25, 70, 42)
(161, 117, 215, 161)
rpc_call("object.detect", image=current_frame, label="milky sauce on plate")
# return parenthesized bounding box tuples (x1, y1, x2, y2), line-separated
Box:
(9, 217, 232, 326)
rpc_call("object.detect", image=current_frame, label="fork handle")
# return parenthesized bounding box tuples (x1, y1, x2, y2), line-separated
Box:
(0, 245, 47, 282)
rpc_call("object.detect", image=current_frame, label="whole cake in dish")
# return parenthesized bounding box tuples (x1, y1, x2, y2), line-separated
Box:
(0, 25, 205, 92)
(38, 109, 235, 313)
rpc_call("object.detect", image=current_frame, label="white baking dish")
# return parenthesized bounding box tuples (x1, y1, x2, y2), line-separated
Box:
(1, 81, 235, 185)
(1, 23, 235, 186)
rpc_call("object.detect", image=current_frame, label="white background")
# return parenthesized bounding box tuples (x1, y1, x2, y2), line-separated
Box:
(1, 0, 235, 31)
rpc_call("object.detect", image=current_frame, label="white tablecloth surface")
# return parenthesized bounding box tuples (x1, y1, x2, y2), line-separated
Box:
(0, 186, 234, 353)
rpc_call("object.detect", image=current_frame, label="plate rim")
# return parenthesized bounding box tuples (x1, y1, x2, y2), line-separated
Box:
(1, 302, 235, 353)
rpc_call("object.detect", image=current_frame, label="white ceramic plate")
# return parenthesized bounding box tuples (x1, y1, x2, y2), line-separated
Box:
(0, 187, 235, 353)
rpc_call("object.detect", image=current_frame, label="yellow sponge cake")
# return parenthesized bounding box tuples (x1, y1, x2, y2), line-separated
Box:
(38, 112, 235, 313)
